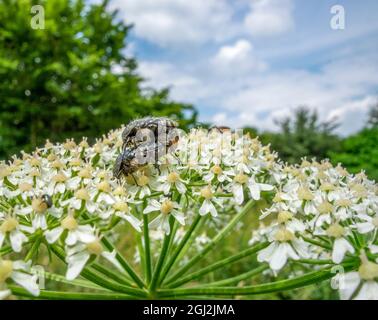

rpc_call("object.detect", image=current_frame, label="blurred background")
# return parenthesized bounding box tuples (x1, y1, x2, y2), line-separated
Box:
(0, 0, 377, 180)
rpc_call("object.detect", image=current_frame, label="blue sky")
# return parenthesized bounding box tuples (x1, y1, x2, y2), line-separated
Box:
(104, 0, 378, 135)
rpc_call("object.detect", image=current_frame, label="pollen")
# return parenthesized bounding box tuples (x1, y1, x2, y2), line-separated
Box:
(45, 140, 53, 149)
(75, 188, 90, 201)
(326, 223, 345, 238)
(358, 260, 378, 281)
(53, 173, 68, 183)
(61, 215, 78, 231)
(30, 157, 41, 167)
(113, 202, 129, 212)
(351, 184, 367, 198)
(97, 181, 111, 193)
(0, 260, 13, 283)
(211, 165, 223, 175)
(79, 139, 89, 148)
(113, 186, 126, 196)
(320, 182, 335, 192)
(297, 187, 314, 201)
(167, 172, 180, 183)
(18, 182, 33, 192)
(94, 144, 103, 154)
(273, 192, 284, 203)
(69, 158, 82, 167)
(0, 217, 19, 233)
(63, 139, 76, 150)
(335, 199, 352, 207)
(0, 166, 11, 178)
(51, 159, 65, 169)
(30, 169, 41, 177)
(137, 175, 149, 186)
(78, 168, 92, 179)
(234, 173, 248, 184)
(274, 228, 295, 242)
(32, 198, 48, 213)
(201, 186, 213, 200)
(86, 240, 103, 256)
(277, 211, 293, 224)
(161, 200, 174, 215)
(317, 201, 334, 214)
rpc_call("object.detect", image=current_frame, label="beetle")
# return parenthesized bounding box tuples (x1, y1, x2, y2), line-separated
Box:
(121, 116, 178, 149)
(113, 142, 168, 179)
(114, 117, 180, 179)
(41, 194, 53, 208)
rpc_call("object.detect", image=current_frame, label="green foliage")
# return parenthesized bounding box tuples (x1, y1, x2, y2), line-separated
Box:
(0, 0, 196, 159)
(258, 107, 341, 164)
(329, 127, 378, 181)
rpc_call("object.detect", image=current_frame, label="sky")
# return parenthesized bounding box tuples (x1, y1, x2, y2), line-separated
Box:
(105, 0, 378, 135)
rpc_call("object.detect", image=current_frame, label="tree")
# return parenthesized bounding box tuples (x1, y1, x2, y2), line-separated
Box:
(329, 127, 378, 181)
(367, 101, 378, 127)
(260, 107, 341, 163)
(0, 0, 196, 159)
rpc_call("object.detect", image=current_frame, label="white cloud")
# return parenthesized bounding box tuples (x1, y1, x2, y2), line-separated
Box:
(211, 39, 267, 76)
(110, 0, 235, 47)
(244, 0, 294, 36)
(138, 61, 208, 102)
(214, 55, 378, 134)
(139, 52, 378, 136)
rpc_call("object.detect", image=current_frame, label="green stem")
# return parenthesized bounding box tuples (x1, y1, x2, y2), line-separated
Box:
(24, 235, 42, 262)
(165, 200, 254, 285)
(296, 258, 334, 265)
(159, 215, 202, 286)
(158, 263, 356, 298)
(200, 265, 269, 287)
(149, 216, 175, 294)
(40, 271, 107, 290)
(100, 234, 145, 289)
(302, 236, 332, 250)
(167, 241, 269, 288)
(50, 244, 147, 298)
(90, 263, 135, 287)
(143, 213, 152, 284)
(9, 285, 133, 300)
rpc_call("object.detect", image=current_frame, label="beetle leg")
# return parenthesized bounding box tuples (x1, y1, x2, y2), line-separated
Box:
(131, 173, 138, 186)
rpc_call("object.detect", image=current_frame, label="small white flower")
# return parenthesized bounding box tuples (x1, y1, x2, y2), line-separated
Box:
(45, 214, 96, 245)
(65, 239, 123, 280)
(0, 260, 40, 299)
(0, 215, 31, 252)
(258, 228, 308, 272)
(338, 254, 378, 300)
(326, 223, 355, 264)
(156, 170, 187, 195)
(144, 198, 185, 235)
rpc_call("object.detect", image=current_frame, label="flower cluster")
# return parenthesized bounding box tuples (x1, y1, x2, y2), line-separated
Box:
(0, 124, 377, 300)
(250, 159, 378, 299)
(0, 127, 277, 298)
